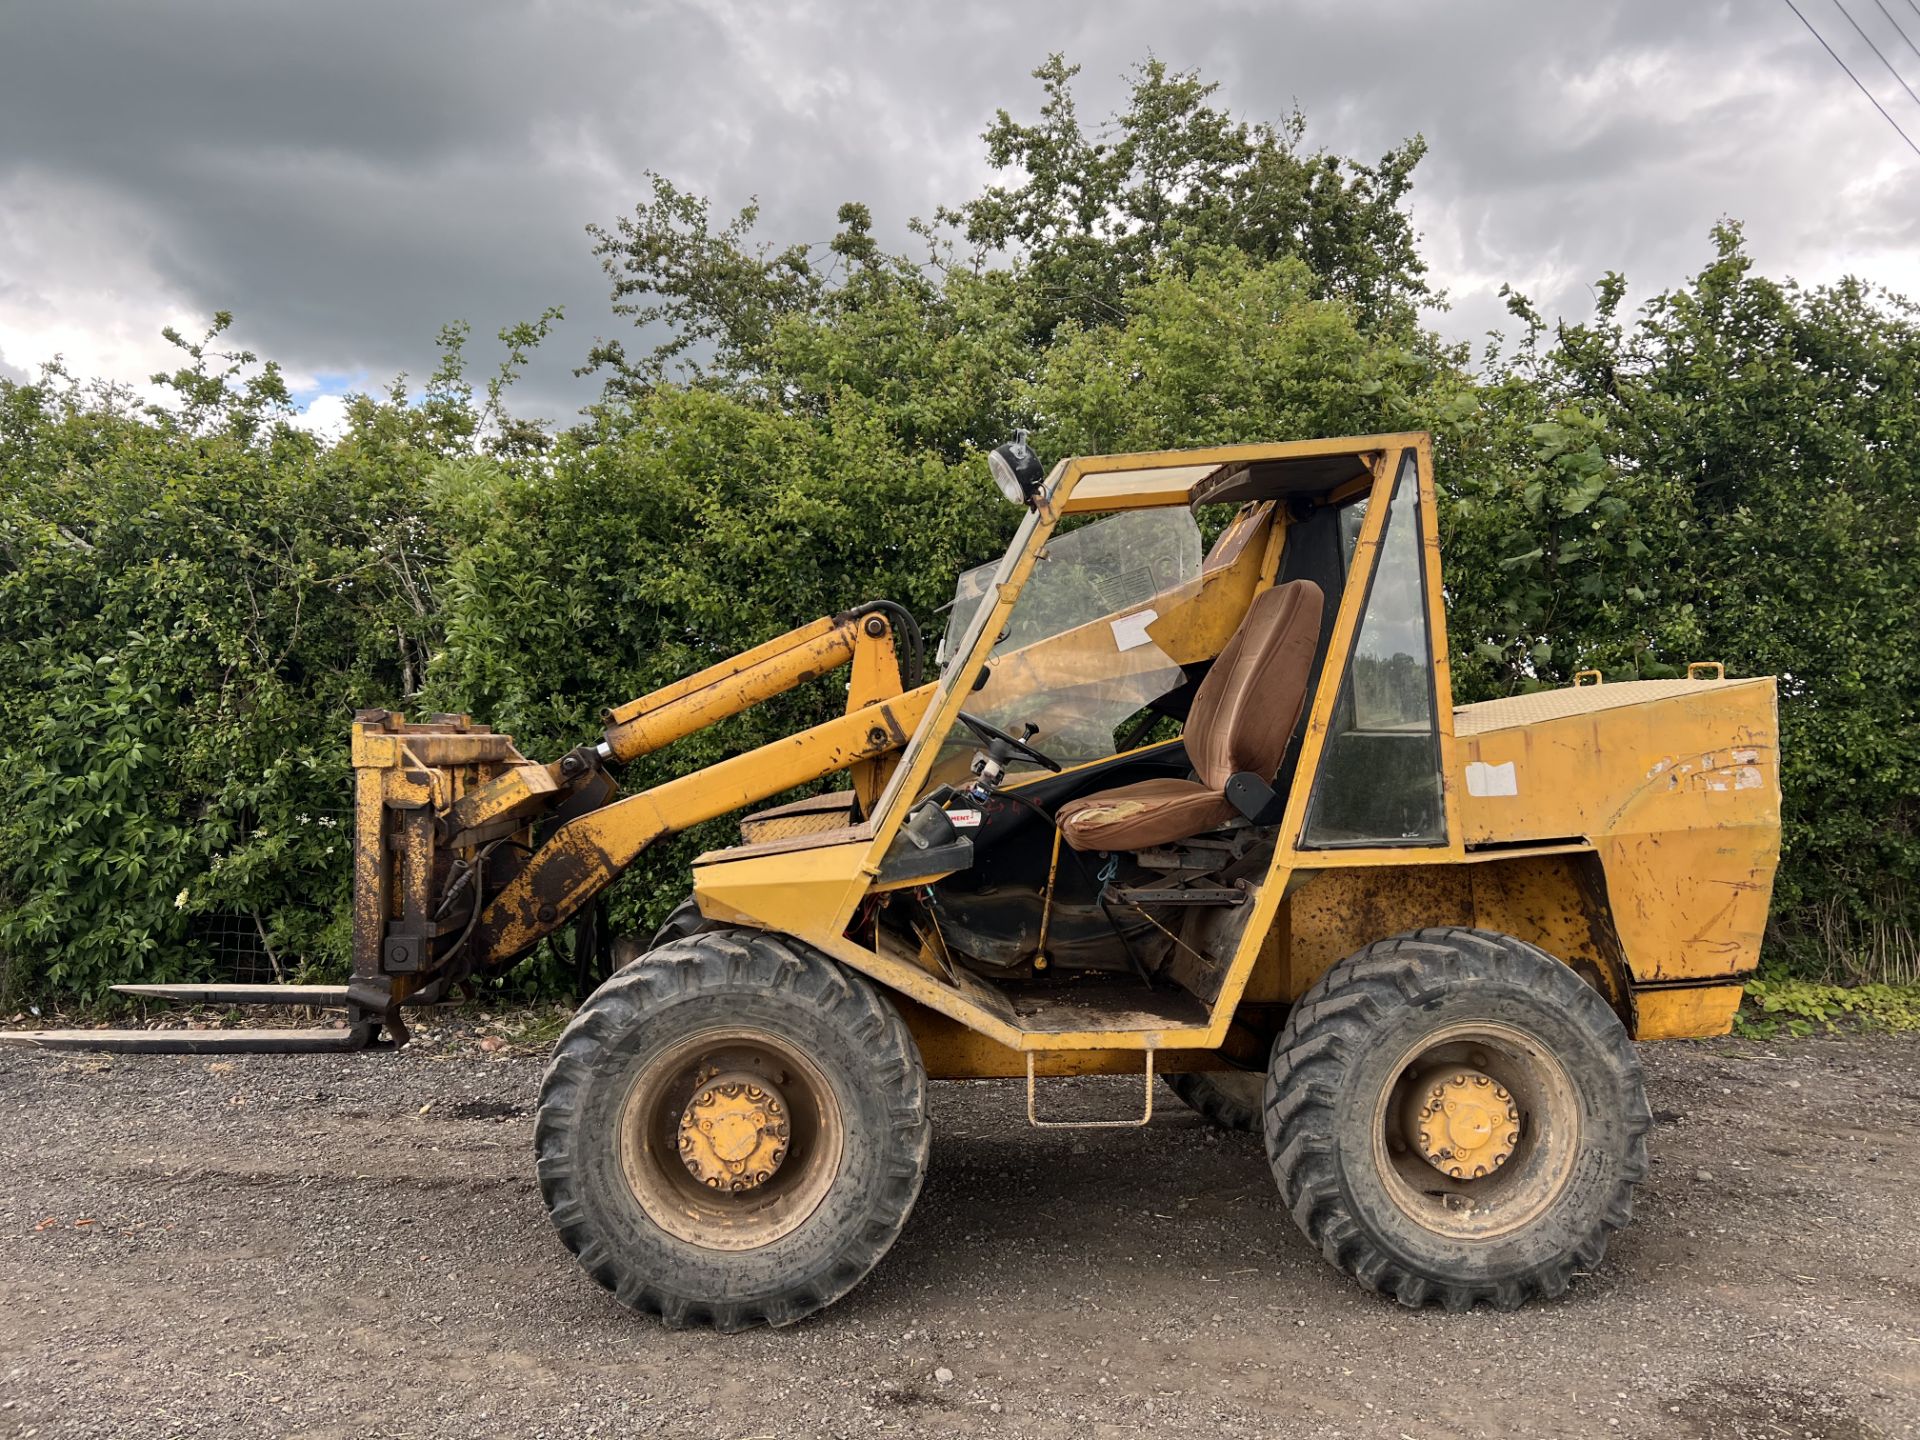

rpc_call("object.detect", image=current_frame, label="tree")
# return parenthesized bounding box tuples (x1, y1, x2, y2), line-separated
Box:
(0, 329, 449, 999)
(1450, 227, 1920, 976)
(947, 57, 1429, 339)
(580, 55, 1434, 434)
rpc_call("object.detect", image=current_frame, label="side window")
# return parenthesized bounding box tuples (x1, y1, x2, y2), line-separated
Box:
(1337, 496, 1369, 570)
(1300, 452, 1445, 847)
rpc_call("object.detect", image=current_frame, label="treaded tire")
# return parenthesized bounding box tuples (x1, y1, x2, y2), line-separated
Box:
(648, 895, 719, 951)
(1165, 1071, 1264, 1134)
(1264, 927, 1650, 1311)
(535, 928, 930, 1331)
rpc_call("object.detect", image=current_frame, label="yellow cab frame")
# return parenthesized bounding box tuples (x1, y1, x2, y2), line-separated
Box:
(691, 432, 1470, 1079)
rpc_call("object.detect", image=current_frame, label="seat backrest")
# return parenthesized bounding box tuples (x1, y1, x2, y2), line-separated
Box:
(1183, 580, 1326, 791)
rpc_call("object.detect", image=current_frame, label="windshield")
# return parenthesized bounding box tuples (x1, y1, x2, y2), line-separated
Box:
(924, 508, 1202, 781)
(939, 508, 1201, 665)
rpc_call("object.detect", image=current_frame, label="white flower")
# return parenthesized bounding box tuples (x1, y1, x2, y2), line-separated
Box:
(174, 888, 190, 909)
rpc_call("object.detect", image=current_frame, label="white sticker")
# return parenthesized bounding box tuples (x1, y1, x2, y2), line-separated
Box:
(1465, 760, 1518, 797)
(946, 808, 982, 828)
(1109, 608, 1159, 652)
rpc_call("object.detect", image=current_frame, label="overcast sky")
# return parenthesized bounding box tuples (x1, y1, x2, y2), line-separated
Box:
(2, 0, 1916, 429)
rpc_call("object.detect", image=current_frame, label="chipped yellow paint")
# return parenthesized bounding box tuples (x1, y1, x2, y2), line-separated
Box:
(1456, 677, 1780, 986)
(846, 614, 907, 813)
(1633, 984, 1744, 1040)
(696, 841, 869, 949)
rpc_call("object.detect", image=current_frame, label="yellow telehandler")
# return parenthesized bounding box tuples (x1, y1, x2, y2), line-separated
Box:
(7, 433, 1780, 1326)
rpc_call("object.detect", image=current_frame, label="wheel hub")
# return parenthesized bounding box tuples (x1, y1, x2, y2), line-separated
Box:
(677, 1072, 791, 1192)
(1403, 1067, 1519, 1179)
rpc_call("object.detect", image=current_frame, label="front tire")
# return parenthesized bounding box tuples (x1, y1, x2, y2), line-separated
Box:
(1264, 928, 1649, 1310)
(648, 894, 718, 951)
(535, 929, 930, 1330)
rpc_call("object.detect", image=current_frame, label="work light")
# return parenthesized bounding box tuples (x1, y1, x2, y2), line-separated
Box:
(987, 437, 1044, 505)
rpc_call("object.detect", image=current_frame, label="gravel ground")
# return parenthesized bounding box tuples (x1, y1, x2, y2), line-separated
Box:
(0, 1021, 1915, 1439)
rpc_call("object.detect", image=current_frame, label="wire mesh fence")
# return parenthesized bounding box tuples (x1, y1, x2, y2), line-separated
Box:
(186, 910, 285, 985)
(189, 806, 355, 983)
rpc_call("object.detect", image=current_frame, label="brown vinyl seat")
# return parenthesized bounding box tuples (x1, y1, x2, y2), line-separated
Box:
(1055, 580, 1325, 853)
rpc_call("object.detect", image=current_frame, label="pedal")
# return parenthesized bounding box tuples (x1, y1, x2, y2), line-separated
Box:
(0, 1026, 377, 1055)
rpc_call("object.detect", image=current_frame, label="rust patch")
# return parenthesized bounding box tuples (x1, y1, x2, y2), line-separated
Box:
(1285, 867, 1472, 998)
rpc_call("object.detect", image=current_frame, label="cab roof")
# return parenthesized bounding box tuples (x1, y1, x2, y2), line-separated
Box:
(1055, 433, 1424, 514)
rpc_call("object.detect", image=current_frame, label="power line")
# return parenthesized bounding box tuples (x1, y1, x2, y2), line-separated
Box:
(1830, 0, 1920, 110)
(1869, 0, 1920, 65)
(1781, 0, 1920, 158)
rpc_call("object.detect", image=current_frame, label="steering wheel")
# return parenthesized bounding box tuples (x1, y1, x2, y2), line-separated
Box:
(955, 710, 1063, 773)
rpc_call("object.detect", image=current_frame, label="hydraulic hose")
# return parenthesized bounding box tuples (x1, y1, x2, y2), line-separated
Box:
(848, 600, 927, 688)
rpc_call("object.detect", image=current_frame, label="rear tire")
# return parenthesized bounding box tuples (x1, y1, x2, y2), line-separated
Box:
(1264, 927, 1649, 1311)
(535, 929, 930, 1330)
(1165, 1071, 1263, 1133)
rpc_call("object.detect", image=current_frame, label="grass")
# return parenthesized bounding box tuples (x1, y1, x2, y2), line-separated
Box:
(1777, 890, 1919, 988)
(493, 1003, 574, 1051)
(1734, 974, 1920, 1039)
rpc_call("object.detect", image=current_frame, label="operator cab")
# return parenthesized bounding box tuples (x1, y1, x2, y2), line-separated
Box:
(871, 441, 1448, 1003)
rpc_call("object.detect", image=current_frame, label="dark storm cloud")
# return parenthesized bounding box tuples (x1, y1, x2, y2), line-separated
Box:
(1, 0, 1915, 418)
